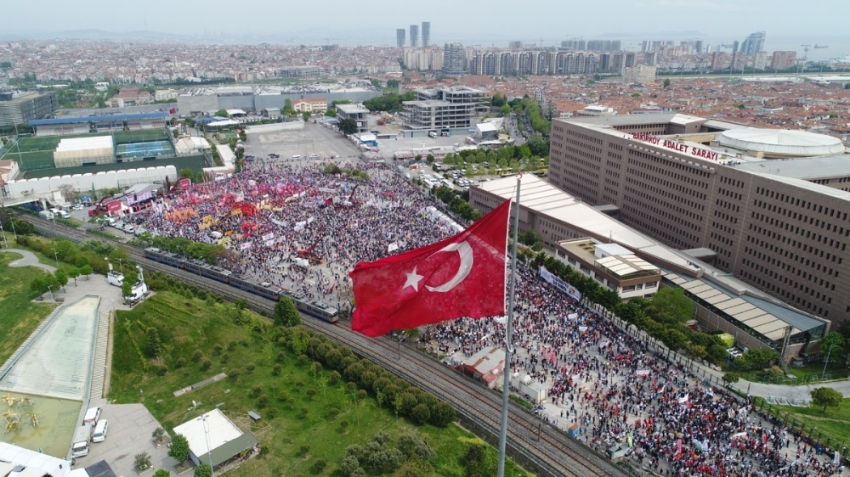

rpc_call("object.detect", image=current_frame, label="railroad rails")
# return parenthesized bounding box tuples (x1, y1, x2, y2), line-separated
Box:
(30, 218, 627, 477)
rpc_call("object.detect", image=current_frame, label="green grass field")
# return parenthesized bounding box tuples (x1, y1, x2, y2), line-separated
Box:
(0, 251, 57, 367)
(762, 397, 850, 449)
(111, 292, 530, 477)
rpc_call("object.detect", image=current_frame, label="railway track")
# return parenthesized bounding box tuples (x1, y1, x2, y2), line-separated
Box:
(31, 219, 628, 477)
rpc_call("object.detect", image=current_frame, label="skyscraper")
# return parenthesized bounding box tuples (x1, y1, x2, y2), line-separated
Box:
(421, 22, 430, 47)
(410, 25, 419, 48)
(443, 42, 465, 74)
(740, 31, 766, 56)
(396, 29, 406, 48)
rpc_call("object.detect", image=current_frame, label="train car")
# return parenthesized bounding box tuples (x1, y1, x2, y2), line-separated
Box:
(298, 300, 339, 323)
(145, 246, 338, 324)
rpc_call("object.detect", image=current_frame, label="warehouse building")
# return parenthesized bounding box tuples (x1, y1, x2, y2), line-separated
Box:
(172, 409, 258, 470)
(548, 114, 850, 320)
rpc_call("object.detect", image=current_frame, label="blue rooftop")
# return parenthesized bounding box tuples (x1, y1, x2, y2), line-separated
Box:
(29, 112, 168, 126)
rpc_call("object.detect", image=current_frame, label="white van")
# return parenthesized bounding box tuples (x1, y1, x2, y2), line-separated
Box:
(92, 419, 108, 443)
(71, 424, 92, 457)
(83, 407, 101, 426)
(291, 154, 301, 160)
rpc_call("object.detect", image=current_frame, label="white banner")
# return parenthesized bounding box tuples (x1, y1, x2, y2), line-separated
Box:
(635, 370, 651, 377)
(265, 239, 275, 247)
(262, 232, 275, 241)
(271, 218, 287, 227)
(539, 266, 582, 301)
(239, 242, 252, 251)
(387, 242, 399, 253)
(294, 221, 307, 232)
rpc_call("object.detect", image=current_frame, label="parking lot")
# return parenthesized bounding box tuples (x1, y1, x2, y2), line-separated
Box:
(244, 122, 362, 165)
(75, 402, 177, 476)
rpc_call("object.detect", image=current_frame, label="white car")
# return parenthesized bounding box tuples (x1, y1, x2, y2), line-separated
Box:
(72, 204, 84, 211)
(123, 225, 135, 234)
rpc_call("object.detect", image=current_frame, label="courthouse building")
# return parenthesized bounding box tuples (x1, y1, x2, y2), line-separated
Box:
(546, 114, 850, 320)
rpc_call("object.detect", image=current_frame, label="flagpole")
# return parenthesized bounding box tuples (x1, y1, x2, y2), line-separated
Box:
(497, 175, 521, 477)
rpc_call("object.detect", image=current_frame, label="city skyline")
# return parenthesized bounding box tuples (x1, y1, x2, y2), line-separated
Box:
(4, 0, 846, 44)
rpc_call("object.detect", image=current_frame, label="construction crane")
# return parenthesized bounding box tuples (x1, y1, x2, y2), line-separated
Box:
(801, 44, 811, 61)
(298, 237, 324, 264)
(814, 45, 829, 49)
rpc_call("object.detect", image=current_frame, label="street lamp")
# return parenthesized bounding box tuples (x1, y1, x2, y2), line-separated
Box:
(200, 414, 215, 477)
(0, 224, 7, 249)
(118, 258, 123, 274)
(822, 344, 842, 380)
(47, 284, 54, 301)
(52, 249, 59, 269)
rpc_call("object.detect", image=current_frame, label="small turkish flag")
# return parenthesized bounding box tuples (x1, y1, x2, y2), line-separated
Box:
(350, 199, 511, 337)
(169, 108, 176, 114)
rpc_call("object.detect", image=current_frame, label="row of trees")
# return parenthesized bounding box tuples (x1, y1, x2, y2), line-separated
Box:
(362, 91, 416, 113)
(276, 326, 457, 429)
(431, 186, 481, 222)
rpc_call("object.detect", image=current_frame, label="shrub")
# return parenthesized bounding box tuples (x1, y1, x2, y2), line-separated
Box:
(300, 407, 309, 417)
(168, 434, 190, 462)
(193, 464, 211, 477)
(273, 364, 282, 376)
(227, 340, 237, 351)
(411, 404, 431, 425)
(200, 359, 211, 371)
(221, 353, 229, 364)
(266, 407, 278, 419)
(229, 369, 240, 381)
(312, 459, 326, 472)
(153, 470, 170, 477)
(212, 345, 223, 356)
(246, 363, 256, 374)
(276, 351, 285, 362)
(251, 385, 262, 398)
(175, 357, 186, 369)
(327, 408, 340, 420)
(298, 354, 308, 366)
(300, 445, 310, 456)
(257, 394, 269, 408)
(430, 402, 456, 427)
(192, 350, 203, 362)
(329, 371, 341, 385)
(278, 390, 289, 401)
(339, 455, 360, 476)
(307, 388, 317, 398)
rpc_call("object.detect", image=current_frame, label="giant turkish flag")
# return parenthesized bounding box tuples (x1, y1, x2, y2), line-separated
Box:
(350, 199, 511, 337)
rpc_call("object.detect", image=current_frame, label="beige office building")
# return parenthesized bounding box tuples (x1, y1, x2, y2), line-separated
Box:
(548, 114, 850, 320)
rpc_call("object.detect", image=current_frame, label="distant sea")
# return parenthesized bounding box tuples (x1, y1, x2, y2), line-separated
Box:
(703, 36, 850, 62)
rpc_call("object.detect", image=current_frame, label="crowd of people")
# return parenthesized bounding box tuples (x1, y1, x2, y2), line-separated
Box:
(136, 158, 457, 306)
(428, 265, 846, 476)
(134, 153, 845, 476)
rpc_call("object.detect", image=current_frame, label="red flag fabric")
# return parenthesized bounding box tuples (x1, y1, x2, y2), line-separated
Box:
(169, 108, 176, 114)
(350, 199, 511, 337)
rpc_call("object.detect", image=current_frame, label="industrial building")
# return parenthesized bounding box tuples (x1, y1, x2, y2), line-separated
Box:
(548, 113, 850, 320)
(399, 86, 486, 130)
(469, 174, 828, 355)
(176, 85, 380, 115)
(0, 91, 57, 128)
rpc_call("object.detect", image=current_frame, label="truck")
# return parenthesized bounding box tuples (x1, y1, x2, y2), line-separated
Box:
(428, 131, 437, 138)
(70, 424, 92, 458)
(510, 373, 547, 404)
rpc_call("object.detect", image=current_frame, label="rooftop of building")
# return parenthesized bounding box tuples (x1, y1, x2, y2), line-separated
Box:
(559, 238, 661, 280)
(29, 112, 166, 126)
(336, 103, 369, 113)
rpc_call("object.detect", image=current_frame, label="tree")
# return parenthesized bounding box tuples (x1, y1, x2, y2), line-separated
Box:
(722, 372, 740, 384)
(134, 452, 151, 471)
(283, 99, 293, 115)
(647, 288, 694, 326)
(273, 297, 301, 327)
(193, 464, 212, 477)
(324, 108, 337, 118)
(68, 267, 80, 286)
(54, 269, 68, 291)
(168, 434, 190, 462)
(811, 387, 843, 412)
(121, 279, 133, 299)
(79, 264, 93, 280)
(663, 78, 671, 88)
(301, 111, 311, 122)
(153, 470, 170, 477)
(338, 118, 358, 135)
(179, 168, 195, 179)
(735, 347, 778, 369)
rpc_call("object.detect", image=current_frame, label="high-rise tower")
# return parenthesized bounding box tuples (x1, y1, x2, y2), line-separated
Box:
(443, 42, 465, 74)
(740, 31, 766, 56)
(410, 25, 419, 48)
(421, 22, 430, 47)
(396, 29, 406, 48)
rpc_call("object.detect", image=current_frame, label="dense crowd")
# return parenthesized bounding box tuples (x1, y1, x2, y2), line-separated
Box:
(134, 155, 844, 476)
(136, 159, 456, 305)
(428, 265, 845, 476)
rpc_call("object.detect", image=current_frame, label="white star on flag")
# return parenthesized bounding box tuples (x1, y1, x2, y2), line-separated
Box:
(403, 267, 424, 291)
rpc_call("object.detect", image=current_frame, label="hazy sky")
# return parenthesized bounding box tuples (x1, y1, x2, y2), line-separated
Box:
(9, 0, 847, 47)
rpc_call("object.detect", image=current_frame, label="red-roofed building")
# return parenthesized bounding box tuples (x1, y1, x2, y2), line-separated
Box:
(459, 346, 505, 389)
